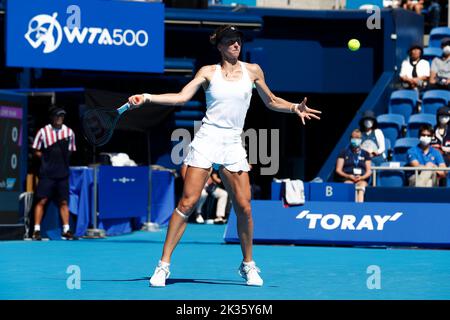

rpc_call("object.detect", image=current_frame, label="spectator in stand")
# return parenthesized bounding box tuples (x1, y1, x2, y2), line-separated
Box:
(425, 0, 441, 28)
(383, 0, 402, 8)
(399, 45, 430, 90)
(407, 124, 447, 186)
(335, 129, 372, 203)
(402, 0, 424, 14)
(429, 38, 450, 90)
(359, 110, 387, 166)
(195, 169, 229, 224)
(431, 105, 450, 185)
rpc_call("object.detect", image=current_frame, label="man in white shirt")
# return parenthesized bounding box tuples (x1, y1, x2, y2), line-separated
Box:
(399, 45, 430, 90)
(430, 38, 450, 90)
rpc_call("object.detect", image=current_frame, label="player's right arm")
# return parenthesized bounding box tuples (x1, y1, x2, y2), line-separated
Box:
(128, 66, 212, 107)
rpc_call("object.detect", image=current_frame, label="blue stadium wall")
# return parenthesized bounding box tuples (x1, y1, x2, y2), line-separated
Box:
(0, 6, 423, 196)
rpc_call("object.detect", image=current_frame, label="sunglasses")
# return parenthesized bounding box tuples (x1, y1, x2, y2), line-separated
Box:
(221, 37, 242, 46)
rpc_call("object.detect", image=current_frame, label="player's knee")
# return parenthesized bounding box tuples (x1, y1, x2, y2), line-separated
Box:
(178, 197, 197, 215)
(38, 198, 48, 206)
(235, 199, 252, 218)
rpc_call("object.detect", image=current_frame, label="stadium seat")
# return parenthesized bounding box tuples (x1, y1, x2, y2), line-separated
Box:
(376, 161, 406, 187)
(174, 119, 200, 128)
(377, 113, 405, 146)
(393, 137, 419, 162)
(173, 101, 204, 128)
(174, 110, 204, 120)
(182, 101, 204, 110)
(384, 137, 392, 160)
(421, 90, 450, 115)
(164, 58, 195, 73)
(406, 114, 437, 138)
(423, 47, 443, 63)
(429, 27, 450, 48)
(388, 90, 418, 122)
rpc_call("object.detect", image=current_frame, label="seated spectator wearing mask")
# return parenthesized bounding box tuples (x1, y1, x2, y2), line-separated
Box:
(407, 124, 447, 187)
(429, 38, 450, 90)
(335, 129, 372, 202)
(399, 44, 430, 90)
(359, 110, 386, 166)
(431, 106, 450, 166)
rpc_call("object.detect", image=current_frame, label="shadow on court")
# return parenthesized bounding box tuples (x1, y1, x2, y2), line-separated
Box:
(80, 277, 246, 286)
(166, 278, 247, 287)
(95, 240, 224, 246)
(79, 277, 278, 287)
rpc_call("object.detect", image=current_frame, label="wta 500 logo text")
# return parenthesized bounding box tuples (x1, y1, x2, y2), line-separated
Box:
(25, 11, 149, 54)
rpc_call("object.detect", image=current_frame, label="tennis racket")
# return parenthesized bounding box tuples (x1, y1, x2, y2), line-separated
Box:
(81, 102, 131, 147)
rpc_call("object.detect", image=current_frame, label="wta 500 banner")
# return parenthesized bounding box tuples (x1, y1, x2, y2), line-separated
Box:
(225, 200, 450, 247)
(6, 0, 164, 73)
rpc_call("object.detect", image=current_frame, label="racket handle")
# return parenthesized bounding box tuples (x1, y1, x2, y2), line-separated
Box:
(117, 103, 130, 115)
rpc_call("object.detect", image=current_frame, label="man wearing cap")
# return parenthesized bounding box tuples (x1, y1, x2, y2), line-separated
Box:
(31, 107, 76, 240)
(429, 38, 450, 90)
(399, 44, 430, 90)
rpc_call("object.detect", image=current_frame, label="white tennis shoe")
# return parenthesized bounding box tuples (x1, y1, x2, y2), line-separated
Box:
(149, 261, 171, 287)
(238, 261, 263, 286)
(195, 214, 205, 224)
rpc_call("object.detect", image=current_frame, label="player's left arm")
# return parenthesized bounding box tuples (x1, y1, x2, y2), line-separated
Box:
(69, 129, 76, 152)
(249, 63, 321, 125)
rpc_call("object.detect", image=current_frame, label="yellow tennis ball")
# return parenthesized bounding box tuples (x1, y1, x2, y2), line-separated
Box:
(348, 39, 360, 51)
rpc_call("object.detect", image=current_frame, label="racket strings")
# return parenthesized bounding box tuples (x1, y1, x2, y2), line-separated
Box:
(82, 109, 118, 146)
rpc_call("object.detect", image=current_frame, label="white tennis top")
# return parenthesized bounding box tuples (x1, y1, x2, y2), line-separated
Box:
(202, 61, 253, 131)
(188, 61, 253, 166)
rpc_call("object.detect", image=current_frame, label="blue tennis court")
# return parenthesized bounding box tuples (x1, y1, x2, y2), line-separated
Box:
(1, 224, 449, 300)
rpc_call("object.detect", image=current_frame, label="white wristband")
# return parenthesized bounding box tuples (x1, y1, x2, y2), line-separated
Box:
(143, 93, 152, 104)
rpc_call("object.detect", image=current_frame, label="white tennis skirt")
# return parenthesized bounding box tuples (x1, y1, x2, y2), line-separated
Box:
(183, 123, 250, 172)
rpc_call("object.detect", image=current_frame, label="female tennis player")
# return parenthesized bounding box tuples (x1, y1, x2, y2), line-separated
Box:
(128, 25, 321, 287)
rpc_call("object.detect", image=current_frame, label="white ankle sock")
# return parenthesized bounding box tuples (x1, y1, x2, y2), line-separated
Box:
(159, 260, 170, 267)
(34, 225, 40, 231)
(63, 224, 70, 233)
(243, 261, 255, 266)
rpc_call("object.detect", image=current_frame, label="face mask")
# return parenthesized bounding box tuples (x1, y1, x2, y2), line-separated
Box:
(443, 46, 450, 56)
(419, 135, 432, 146)
(439, 116, 450, 125)
(364, 119, 373, 129)
(350, 138, 362, 148)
